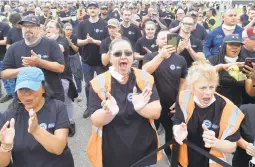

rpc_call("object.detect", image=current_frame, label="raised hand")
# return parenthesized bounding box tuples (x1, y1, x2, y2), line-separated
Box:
(246, 143, 255, 157)
(173, 123, 188, 145)
(21, 50, 40, 67)
(132, 87, 152, 112)
(202, 124, 217, 148)
(28, 109, 39, 134)
(101, 92, 119, 116)
(0, 118, 15, 145)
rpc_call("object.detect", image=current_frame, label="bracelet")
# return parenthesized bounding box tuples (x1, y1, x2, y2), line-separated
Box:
(1, 143, 13, 152)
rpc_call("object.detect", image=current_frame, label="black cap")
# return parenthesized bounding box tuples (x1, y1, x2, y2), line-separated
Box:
(18, 15, 40, 26)
(223, 34, 243, 45)
(87, 1, 99, 8)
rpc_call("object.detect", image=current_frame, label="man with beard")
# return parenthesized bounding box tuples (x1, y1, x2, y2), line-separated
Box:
(1, 15, 65, 102)
(77, 1, 108, 118)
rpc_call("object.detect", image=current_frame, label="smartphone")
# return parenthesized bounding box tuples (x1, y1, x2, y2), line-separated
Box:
(245, 58, 255, 68)
(167, 33, 178, 49)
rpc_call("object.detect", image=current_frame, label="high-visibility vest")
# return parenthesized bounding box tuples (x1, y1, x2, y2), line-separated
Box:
(205, 16, 217, 31)
(177, 90, 244, 167)
(86, 68, 162, 167)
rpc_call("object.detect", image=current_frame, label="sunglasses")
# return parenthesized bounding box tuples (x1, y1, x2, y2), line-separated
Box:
(112, 50, 133, 57)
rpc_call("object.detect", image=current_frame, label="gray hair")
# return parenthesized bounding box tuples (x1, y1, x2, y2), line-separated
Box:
(64, 23, 72, 29)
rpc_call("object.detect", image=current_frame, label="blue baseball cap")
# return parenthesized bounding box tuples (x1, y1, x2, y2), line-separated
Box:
(15, 67, 45, 92)
(87, 1, 99, 8)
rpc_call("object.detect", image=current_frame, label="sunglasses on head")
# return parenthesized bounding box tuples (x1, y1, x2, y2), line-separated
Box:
(112, 50, 133, 57)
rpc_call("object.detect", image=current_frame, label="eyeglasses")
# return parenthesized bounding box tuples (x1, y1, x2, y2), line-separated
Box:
(112, 50, 133, 57)
(198, 15, 203, 17)
(182, 22, 194, 27)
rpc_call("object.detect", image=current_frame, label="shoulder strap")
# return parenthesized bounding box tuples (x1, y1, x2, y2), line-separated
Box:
(133, 68, 154, 91)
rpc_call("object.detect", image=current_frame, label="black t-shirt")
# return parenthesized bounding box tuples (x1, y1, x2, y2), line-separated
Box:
(242, 20, 255, 27)
(139, 10, 148, 18)
(0, 99, 74, 167)
(169, 20, 180, 29)
(0, 22, 10, 60)
(161, 11, 174, 27)
(68, 34, 79, 55)
(144, 52, 187, 104)
(172, 94, 241, 167)
(177, 34, 203, 68)
(232, 104, 255, 167)
(2, 37, 65, 102)
(6, 27, 23, 45)
(135, 36, 158, 56)
(241, 47, 255, 104)
(77, 19, 108, 66)
(60, 11, 71, 24)
(107, 10, 120, 21)
(209, 57, 245, 107)
(56, 36, 72, 79)
(87, 69, 159, 167)
(39, 15, 47, 25)
(121, 23, 142, 49)
(191, 24, 207, 41)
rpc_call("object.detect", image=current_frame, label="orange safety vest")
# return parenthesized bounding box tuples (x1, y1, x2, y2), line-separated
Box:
(177, 90, 244, 167)
(86, 68, 162, 167)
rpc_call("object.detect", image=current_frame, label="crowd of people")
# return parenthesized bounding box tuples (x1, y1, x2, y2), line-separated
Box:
(0, 1, 255, 167)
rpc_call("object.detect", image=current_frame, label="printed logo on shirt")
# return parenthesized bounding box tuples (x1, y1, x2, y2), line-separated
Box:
(42, 55, 49, 59)
(94, 29, 103, 33)
(48, 123, 55, 129)
(40, 123, 48, 130)
(203, 120, 212, 129)
(212, 124, 219, 130)
(151, 44, 156, 48)
(37, 54, 42, 59)
(170, 64, 176, 70)
(127, 93, 133, 102)
(191, 45, 197, 48)
(176, 66, 181, 70)
(128, 31, 135, 35)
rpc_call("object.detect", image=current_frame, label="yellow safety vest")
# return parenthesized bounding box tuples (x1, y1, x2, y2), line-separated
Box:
(177, 90, 244, 167)
(86, 68, 162, 167)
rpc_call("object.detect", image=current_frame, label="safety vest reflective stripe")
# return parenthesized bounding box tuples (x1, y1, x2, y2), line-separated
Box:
(94, 126, 103, 137)
(97, 74, 106, 100)
(209, 158, 226, 164)
(221, 106, 242, 140)
(180, 91, 191, 121)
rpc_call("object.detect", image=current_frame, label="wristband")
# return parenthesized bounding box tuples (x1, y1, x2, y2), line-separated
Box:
(1, 143, 13, 152)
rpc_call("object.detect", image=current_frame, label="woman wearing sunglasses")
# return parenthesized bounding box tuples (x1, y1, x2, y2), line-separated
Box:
(87, 39, 162, 167)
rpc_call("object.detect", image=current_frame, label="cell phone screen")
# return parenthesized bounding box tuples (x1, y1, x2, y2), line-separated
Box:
(167, 34, 178, 49)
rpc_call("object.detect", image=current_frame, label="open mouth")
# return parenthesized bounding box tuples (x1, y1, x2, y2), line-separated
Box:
(202, 97, 211, 104)
(119, 61, 128, 69)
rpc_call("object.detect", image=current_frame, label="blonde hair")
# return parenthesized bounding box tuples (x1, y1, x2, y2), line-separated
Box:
(186, 60, 219, 89)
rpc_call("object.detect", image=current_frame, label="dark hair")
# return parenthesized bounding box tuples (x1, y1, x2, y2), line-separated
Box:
(9, 13, 22, 25)
(213, 43, 244, 65)
(10, 81, 54, 112)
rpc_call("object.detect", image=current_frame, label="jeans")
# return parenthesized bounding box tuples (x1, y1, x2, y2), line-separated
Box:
(0, 61, 2, 97)
(0, 61, 15, 97)
(73, 75, 82, 94)
(82, 63, 105, 102)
